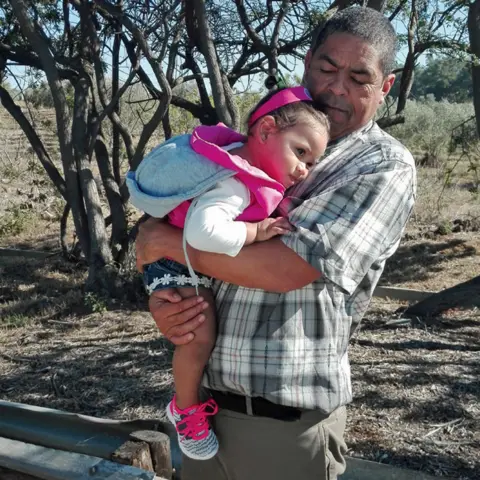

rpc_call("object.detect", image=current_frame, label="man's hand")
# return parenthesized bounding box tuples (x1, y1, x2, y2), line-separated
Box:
(148, 289, 210, 345)
(136, 217, 170, 272)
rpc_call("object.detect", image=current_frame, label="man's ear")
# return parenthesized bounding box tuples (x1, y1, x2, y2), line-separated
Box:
(380, 73, 395, 103)
(257, 115, 277, 142)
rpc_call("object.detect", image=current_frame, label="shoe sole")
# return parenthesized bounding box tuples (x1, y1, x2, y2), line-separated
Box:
(166, 403, 219, 461)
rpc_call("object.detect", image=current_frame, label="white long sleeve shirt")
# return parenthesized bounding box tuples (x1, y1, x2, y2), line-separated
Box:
(183, 142, 252, 257)
(184, 176, 251, 257)
(184, 142, 250, 257)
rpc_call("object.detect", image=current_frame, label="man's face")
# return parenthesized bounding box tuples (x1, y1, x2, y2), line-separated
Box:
(304, 33, 395, 140)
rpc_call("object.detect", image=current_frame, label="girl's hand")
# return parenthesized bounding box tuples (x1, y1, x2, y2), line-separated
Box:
(255, 217, 293, 242)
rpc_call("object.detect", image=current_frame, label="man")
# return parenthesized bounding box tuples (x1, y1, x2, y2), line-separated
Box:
(135, 7, 416, 480)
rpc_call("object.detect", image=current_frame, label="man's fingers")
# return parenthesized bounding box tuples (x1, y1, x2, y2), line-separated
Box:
(169, 300, 209, 325)
(149, 294, 209, 330)
(150, 288, 182, 303)
(168, 333, 195, 346)
(165, 314, 206, 342)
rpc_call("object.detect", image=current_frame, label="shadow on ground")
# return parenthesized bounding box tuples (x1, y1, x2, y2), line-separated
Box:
(382, 238, 477, 285)
(0, 254, 147, 322)
(348, 312, 480, 479)
(0, 319, 175, 418)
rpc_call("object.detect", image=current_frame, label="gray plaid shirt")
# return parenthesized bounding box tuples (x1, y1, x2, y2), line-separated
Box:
(204, 121, 416, 413)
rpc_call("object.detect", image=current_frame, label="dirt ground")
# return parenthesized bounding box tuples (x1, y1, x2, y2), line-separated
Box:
(1, 103, 479, 478)
(0, 222, 479, 479)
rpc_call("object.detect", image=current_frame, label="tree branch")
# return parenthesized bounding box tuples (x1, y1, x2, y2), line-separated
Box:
(0, 42, 78, 80)
(0, 81, 67, 200)
(234, 0, 266, 49)
(192, 0, 236, 127)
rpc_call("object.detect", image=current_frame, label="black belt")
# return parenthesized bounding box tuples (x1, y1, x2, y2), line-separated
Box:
(208, 389, 302, 422)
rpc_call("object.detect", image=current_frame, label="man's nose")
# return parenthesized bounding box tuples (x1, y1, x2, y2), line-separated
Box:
(328, 74, 348, 96)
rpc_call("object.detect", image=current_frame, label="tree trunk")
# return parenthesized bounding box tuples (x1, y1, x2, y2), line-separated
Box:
(377, 114, 405, 129)
(468, 0, 480, 137)
(9, 0, 91, 258)
(396, 53, 415, 115)
(162, 110, 172, 140)
(111, 5, 122, 185)
(397, 1, 417, 115)
(94, 136, 127, 260)
(72, 72, 113, 289)
(403, 275, 480, 319)
(60, 203, 71, 257)
(75, 3, 114, 290)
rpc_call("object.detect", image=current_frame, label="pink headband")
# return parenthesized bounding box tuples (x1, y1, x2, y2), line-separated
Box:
(248, 86, 313, 127)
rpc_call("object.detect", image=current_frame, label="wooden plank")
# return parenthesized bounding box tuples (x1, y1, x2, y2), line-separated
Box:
(131, 431, 173, 479)
(0, 436, 157, 480)
(373, 286, 436, 302)
(0, 248, 59, 259)
(111, 440, 154, 472)
(342, 457, 452, 480)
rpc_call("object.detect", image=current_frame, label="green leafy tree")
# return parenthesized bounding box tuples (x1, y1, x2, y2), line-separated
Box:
(390, 57, 473, 102)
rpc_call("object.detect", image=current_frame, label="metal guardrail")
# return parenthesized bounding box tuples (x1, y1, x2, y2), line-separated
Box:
(0, 436, 161, 480)
(0, 401, 180, 479)
(0, 400, 450, 480)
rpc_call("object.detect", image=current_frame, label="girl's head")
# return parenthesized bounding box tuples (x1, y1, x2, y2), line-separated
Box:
(246, 86, 330, 188)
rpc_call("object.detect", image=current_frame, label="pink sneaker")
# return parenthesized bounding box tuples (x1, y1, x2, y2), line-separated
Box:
(166, 395, 219, 460)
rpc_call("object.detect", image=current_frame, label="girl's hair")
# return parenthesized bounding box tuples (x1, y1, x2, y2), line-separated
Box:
(247, 87, 330, 136)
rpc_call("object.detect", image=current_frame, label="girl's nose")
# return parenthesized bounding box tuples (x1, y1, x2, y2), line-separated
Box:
(295, 163, 308, 179)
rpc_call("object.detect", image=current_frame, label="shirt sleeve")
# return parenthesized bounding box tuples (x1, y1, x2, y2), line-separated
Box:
(281, 147, 416, 295)
(184, 176, 251, 257)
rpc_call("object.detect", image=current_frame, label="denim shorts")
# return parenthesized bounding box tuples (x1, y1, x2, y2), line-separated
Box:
(143, 258, 212, 295)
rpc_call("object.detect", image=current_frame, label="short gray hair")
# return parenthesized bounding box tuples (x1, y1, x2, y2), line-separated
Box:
(311, 7, 397, 77)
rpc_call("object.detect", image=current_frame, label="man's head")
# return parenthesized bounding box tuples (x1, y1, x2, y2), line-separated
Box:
(304, 7, 397, 140)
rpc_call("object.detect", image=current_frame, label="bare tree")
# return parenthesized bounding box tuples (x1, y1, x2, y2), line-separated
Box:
(0, 0, 326, 292)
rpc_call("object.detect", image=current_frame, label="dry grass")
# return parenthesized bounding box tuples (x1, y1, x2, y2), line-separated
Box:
(1, 105, 479, 478)
(1, 225, 479, 479)
(411, 164, 480, 227)
(348, 299, 479, 479)
(382, 232, 480, 291)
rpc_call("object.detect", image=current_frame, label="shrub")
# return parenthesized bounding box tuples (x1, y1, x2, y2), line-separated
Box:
(382, 99, 475, 166)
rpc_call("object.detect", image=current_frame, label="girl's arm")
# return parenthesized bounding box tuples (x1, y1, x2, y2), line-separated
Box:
(183, 177, 251, 257)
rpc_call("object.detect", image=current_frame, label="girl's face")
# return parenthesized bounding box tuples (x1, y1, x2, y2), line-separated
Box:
(252, 115, 328, 188)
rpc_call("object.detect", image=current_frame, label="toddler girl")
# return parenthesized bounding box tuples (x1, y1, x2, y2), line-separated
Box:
(127, 86, 330, 460)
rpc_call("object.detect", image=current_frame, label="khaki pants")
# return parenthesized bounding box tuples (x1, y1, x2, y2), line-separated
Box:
(182, 405, 347, 480)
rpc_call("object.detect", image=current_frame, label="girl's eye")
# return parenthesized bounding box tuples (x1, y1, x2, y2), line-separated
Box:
(296, 148, 306, 157)
(320, 68, 334, 73)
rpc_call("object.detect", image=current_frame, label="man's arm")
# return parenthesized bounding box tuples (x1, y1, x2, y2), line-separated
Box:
(136, 219, 320, 293)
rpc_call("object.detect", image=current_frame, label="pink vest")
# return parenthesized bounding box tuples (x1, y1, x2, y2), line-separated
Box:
(168, 124, 285, 228)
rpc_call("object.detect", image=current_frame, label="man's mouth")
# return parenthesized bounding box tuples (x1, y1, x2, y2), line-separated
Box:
(324, 104, 347, 113)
